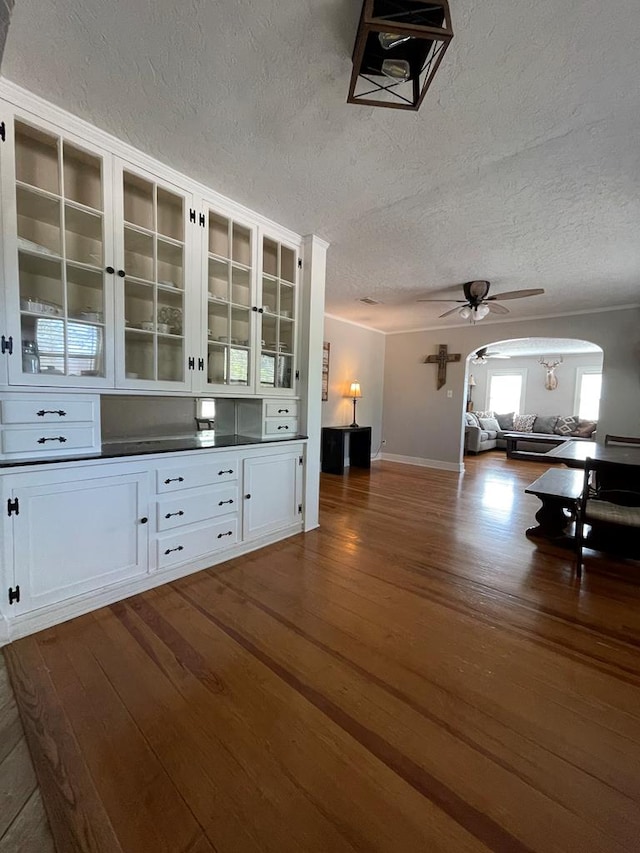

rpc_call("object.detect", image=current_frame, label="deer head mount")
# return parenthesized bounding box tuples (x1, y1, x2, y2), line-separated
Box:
(539, 356, 563, 390)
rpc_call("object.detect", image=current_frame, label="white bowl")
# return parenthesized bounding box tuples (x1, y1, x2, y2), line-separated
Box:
(157, 323, 170, 334)
(141, 321, 154, 331)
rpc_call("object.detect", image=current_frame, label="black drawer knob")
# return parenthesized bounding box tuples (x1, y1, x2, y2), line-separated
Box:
(140, 517, 148, 524)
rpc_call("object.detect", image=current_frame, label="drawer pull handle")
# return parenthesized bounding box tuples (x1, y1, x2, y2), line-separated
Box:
(140, 517, 148, 524)
(277, 425, 289, 431)
(217, 531, 233, 539)
(165, 510, 184, 519)
(218, 469, 233, 476)
(37, 436, 67, 444)
(164, 546, 184, 555)
(37, 409, 67, 417)
(164, 476, 184, 484)
(218, 499, 234, 506)
(278, 408, 289, 414)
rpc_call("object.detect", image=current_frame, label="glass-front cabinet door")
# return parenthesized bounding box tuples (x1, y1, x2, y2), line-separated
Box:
(4, 116, 114, 386)
(115, 163, 193, 390)
(202, 205, 256, 393)
(258, 234, 298, 395)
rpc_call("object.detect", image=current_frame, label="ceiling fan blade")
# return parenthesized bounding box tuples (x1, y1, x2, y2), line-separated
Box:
(417, 298, 467, 303)
(438, 306, 463, 318)
(487, 302, 510, 315)
(486, 353, 511, 359)
(474, 347, 487, 358)
(486, 288, 545, 301)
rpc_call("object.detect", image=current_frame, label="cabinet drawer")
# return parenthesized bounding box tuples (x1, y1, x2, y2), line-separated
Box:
(156, 484, 238, 530)
(157, 518, 238, 569)
(264, 417, 298, 437)
(1, 424, 98, 455)
(1, 396, 98, 424)
(156, 455, 239, 493)
(265, 401, 298, 418)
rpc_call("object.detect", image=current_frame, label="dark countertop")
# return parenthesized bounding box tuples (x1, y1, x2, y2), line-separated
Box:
(0, 433, 308, 469)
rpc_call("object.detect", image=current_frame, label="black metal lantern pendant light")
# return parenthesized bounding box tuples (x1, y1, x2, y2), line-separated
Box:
(348, 1, 453, 110)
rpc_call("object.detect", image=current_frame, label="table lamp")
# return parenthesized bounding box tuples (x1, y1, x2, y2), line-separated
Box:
(349, 381, 362, 427)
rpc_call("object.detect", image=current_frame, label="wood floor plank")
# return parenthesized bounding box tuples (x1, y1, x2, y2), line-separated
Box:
(0, 738, 36, 839)
(5, 456, 640, 852)
(0, 789, 55, 853)
(4, 638, 124, 853)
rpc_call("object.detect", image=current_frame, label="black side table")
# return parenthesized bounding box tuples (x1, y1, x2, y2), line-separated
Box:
(321, 426, 372, 475)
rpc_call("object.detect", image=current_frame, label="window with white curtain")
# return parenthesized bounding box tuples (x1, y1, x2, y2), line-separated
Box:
(487, 371, 526, 414)
(575, 370, 602, 420)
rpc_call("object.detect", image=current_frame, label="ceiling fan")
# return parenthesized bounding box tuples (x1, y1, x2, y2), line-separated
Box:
(471, 346, 510, 365)
(417, 280, 545, 322)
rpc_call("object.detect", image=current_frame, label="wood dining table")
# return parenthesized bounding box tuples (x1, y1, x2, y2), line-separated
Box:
(546, 440, 640, 468)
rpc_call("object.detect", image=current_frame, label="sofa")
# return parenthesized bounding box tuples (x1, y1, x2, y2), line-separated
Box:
(464, 411, 597, 455)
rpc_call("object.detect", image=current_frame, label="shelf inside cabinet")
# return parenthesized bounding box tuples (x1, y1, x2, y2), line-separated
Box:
(64, 204, 103, 267)
(63, 142, 103, 210)
(17, 186, 62, 257)
(232, 223, 252, 266)
(157, 188, 184, 241)
(208, 212, 230, 258)
(123, 172, 154, 230)
(124, 227, 155, 281)
(18, 252, 64, 311)
(15, 121, 60, 195)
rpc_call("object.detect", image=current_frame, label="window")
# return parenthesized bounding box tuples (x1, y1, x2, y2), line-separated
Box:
(487, 371, 526, 414)
(575, 370, 602, 420)
(197, 398, 216, 419)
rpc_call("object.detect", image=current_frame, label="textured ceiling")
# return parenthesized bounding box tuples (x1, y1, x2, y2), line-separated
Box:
(4, 0, 640, 332)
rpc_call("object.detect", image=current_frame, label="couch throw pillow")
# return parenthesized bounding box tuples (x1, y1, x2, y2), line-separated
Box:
(475, 410, 494, 420)
(465, 412, 480, 427)
(555, 415, 579, 435)
(479, 416, 501, 432)
(571, 419, 597, 438)
(495, 412, 514, 430)
(513, 414, 536, 433)
(533, 415, 559, 434)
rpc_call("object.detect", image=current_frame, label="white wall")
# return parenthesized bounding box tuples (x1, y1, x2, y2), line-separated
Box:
(471, 352, 603, 417)
(322, 315, 386, 452)
(383, 308, 640, 469)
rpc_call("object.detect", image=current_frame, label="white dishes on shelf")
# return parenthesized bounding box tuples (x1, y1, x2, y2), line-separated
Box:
(78, 311, 103, 323)
(159, 280, 179, 288)
(157, 323, 170, 334)
(20, 297, 63, 316)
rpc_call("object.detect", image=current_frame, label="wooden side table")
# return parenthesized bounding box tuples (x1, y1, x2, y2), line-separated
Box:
(321, 426, 372, 475)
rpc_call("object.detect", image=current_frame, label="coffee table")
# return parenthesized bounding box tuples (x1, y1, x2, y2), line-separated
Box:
(504, 432, 564, 460)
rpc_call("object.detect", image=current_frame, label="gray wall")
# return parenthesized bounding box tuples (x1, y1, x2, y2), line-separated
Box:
(0, 0, 14, 68)
(383, 308, 640, 467)
(322, 315, 386, 452)
(470, 352, 603, 417)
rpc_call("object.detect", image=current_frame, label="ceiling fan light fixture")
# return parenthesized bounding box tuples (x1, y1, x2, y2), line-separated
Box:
(475, 304, 490, 320)
(459, 306, 472, 320)
(348, 0, 454, 111)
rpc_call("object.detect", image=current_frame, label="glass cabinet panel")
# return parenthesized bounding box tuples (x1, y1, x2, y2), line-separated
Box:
(205, 208, 253, 388)
(121, 169, 186, 384)
(259, 238, 297, 391)
(15, 121, 107, 379)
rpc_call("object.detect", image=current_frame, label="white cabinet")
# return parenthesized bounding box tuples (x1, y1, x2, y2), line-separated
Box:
(0, 110, 116, 388)
(0, 392, 101, 460)
(235, 397, 300, 440)
(0, 97, 306, 399)
(242, 447, 303, 541)
(115, 161, 196, 391)
(0, 441, 305, 638)
(3, 465, 149, 614)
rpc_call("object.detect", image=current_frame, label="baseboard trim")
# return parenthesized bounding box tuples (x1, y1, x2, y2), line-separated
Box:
(381, 452, 464, 473)
(1, 523, 303, 645)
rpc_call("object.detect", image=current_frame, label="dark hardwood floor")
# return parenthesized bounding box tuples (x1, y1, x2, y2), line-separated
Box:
(4, 454, 640, 852)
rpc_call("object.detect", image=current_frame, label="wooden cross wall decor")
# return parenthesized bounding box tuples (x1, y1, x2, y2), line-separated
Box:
(425, 344, 461, 390)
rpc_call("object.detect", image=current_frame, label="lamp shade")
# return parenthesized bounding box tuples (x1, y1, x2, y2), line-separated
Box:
(349, 381, 362, 398)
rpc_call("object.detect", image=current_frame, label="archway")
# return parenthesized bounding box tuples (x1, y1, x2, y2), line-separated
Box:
(462, 337, 603, 459)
